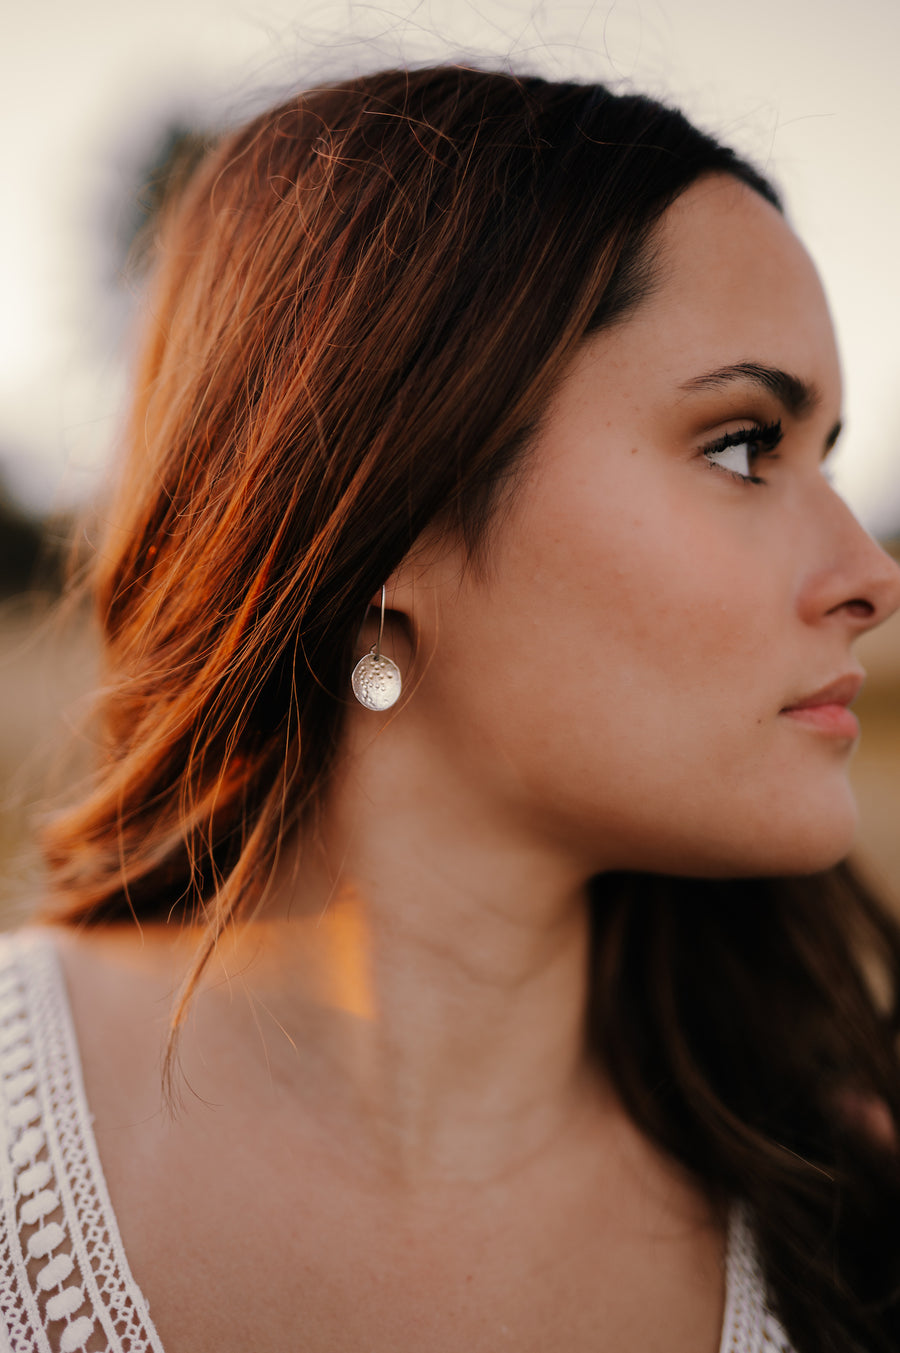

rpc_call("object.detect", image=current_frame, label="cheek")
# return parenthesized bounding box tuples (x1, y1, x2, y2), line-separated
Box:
(437, 477, 768, 799)
(526, 479, 772, 712)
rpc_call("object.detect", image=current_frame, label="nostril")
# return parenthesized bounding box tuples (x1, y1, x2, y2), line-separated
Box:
(844, 599, 875, 619)
(827, 598, 875, 619)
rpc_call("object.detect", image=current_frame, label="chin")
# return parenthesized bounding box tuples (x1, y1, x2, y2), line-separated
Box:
(646, 780, 861, 880)
(702, 805, 859, 879)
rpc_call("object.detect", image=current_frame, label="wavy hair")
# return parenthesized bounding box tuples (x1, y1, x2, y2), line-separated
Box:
(40, 66, 900, 1352)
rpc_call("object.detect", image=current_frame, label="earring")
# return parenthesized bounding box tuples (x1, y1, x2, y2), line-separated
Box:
(351, 585, 402, 711)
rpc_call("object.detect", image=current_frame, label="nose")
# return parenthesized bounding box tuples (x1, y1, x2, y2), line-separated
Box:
(798, 488, 900, 635)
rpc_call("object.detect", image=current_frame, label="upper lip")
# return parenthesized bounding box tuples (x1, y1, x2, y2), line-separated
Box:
(781, 673, 865, 712)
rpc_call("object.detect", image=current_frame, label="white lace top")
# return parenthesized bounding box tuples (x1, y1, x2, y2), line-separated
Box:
(0, 929, 797, 1353)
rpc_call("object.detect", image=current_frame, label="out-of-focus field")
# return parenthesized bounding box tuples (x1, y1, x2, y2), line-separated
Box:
(0, 559, 899, 925)
(850, 591, 900, 913)
(0, 597, 98, 927)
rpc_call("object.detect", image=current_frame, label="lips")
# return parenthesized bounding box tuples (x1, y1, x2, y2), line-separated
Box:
(782, 673, 865, 712)
(780, 673, 864, 739)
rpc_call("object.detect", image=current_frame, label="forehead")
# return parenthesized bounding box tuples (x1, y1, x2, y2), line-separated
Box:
(618, 173, 842, 399)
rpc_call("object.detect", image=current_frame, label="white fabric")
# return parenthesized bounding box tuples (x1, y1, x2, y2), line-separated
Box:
(0, 931, 164, 1353)
(0, 928, 796, 1352)
(721, 1205, 795, 1353)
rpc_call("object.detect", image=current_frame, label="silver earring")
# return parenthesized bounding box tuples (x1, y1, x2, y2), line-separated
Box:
(351, 585, 402, 711)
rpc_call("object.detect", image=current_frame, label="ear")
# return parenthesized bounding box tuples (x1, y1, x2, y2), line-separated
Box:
(362, 529, 464, 658)
(374, 525, 456, 613)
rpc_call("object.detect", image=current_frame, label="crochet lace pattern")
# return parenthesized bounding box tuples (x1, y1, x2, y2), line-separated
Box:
(0, 928, 795, 1353)
(0, 930, 164, 1353)
(721, 1206, 795, 1353)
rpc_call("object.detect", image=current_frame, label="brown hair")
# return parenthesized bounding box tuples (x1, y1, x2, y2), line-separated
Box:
(39, 66, 900, 1351)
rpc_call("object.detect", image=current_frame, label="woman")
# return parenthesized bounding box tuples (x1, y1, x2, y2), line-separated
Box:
(2, 65, 899, 1353)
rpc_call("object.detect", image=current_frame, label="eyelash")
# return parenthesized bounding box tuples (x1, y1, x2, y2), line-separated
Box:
(701, 420, 783, 485)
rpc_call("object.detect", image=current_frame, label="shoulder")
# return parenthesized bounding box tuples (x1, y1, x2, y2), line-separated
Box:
(0, 924, 182, 1204)
(0, 925, 168, 1352)
(0, 927, 96, 1351)
(34, 925, 185, 1139)
(0, 925, 174, 1110)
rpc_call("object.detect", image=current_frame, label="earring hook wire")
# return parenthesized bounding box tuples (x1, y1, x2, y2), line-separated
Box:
(374, 584, 386, 659)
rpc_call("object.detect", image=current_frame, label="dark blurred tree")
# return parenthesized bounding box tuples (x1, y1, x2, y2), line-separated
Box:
(0, 475, 68, 599)
(0, 489, 45, 597)
(113, 120, 216, 281)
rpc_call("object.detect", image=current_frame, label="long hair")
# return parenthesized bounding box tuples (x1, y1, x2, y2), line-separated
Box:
(39, 66, 900, 1351)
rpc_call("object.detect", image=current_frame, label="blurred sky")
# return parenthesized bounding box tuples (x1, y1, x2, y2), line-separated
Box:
(3, 0, 900, 533)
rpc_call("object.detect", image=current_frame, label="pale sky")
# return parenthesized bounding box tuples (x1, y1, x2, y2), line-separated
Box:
(3, 0, 900, 534)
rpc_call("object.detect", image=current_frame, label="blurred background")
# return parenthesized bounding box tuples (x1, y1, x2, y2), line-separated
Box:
(2, 0, 899, 920)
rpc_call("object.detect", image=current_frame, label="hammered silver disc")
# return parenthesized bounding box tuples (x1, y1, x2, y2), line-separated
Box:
(351, 652, 402, 711)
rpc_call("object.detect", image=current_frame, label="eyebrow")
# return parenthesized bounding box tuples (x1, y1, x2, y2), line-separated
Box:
(679, 361, 842, 456)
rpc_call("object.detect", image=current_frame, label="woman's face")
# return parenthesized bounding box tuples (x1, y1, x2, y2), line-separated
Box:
(402, 174, 900, 878)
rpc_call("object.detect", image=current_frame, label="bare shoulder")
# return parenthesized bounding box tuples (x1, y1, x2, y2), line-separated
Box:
(43, 924, 187, 1121)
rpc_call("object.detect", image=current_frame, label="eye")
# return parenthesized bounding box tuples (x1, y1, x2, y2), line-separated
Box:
(709, 441, 753, 477)
(702, 421, 783, 485)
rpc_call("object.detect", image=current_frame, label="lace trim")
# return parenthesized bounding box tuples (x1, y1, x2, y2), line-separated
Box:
(720, 1205, 795, 1353)
(0, 931, 164, 1353)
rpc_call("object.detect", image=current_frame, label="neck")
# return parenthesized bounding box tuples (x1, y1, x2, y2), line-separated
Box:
(189, 708, 605, 1190)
